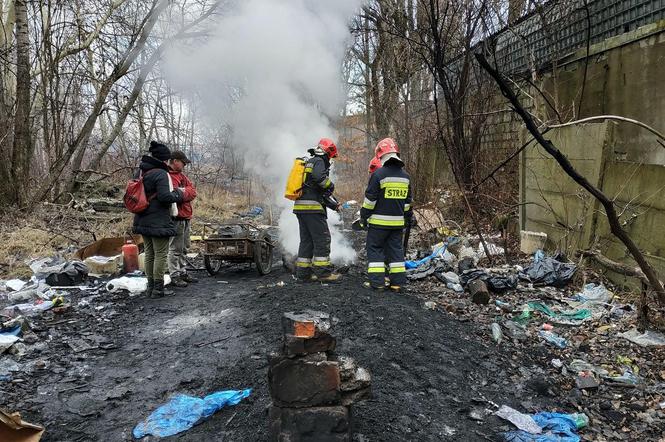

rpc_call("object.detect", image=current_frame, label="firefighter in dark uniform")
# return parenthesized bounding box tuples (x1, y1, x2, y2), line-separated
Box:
(359, 138, 412, 291)
(293, 138, 342, 282)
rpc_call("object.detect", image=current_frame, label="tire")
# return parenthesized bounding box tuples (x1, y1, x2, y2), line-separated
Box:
(253, 231, 273, 275)
(204, 255, 223, 276)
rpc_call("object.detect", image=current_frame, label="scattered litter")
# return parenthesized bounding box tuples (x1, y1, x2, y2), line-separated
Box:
(106, 277, 147, 294)
(0, 409, 44, 442)
(84, 255, 120, 276)
(551, 359, 563, 368)
(496, 405, 542, 434)
(405, 243, 448, 270)
(505, 320, 527, 341)
(538, 331, 567, 348)
(502, 411, 587, 442)
(574, 283, 613, 304)
(528, 302, 591, 325)
(520, 255, 576, 287)
(520, 231, 547, 254)
(44, 261, 88, 286)
(5, 280, 27, 292)
(2, 301, 55, 317)
(575, 371, 600, 390)
(133, 389, 251, 438)
(424, 301, 437, 310)
(569, 360, 608, 377)
(491, 322, 504, 344)
(0, 334, 20, 354)
(459, 269, 518, 292)
(619, 329, 665, 347)
(495, 300, 512, 312)
(541, 323, 553, 331)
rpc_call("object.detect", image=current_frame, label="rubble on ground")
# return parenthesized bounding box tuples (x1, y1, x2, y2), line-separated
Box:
(404, 226, 665, 441)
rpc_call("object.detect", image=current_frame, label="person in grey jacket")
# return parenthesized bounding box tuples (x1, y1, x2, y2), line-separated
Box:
(132, 141, 183, 297)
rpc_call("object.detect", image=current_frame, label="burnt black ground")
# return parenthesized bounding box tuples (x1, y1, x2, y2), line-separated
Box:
(4, 266, 561, 441)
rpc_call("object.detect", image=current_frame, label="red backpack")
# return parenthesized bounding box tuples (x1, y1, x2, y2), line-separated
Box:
(123, 169, 157, 214)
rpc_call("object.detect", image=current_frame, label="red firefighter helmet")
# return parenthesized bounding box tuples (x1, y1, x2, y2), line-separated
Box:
(374, 138, 399, 159)
(318, 138, 338, 158)
(368, 156, 382, 174)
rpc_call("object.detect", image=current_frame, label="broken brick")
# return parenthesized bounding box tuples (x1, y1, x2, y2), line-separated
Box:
(282, 311, 334, 338)
(284, 333, 336, 357)
(269, 357, 341, 408)
(269, 405, 350, 442)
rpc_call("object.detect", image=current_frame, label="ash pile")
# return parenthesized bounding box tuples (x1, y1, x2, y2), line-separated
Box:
(268, 311, 371, 441)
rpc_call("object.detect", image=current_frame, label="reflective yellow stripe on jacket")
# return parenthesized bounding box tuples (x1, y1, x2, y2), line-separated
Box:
(293, 199, 324, 212)
(368, 214, 405, 227)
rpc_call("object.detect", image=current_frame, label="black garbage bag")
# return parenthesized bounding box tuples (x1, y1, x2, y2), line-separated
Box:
(460, 269, 518, 292)
(45, 261, 89, 286)
(520, 257, 577, 287)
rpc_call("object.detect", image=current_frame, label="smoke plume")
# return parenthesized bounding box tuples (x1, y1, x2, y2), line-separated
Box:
(165, 0, 361, 264)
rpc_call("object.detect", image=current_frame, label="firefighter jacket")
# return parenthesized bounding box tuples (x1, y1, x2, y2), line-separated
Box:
(293, 155, 336, 215)
(360, 160, 412, 229)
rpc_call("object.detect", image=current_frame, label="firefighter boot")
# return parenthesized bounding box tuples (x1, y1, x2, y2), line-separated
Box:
(318, 273, 342, 283)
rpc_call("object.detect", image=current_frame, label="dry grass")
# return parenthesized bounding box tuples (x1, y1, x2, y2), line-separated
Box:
(0, 204, 132, 279)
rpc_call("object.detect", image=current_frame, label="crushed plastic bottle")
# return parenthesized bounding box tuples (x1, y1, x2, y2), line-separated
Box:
(491, 323, 503, 344)
(495, 300, 512, 312)
(515, 306, 532, 324)
(570, 412, 589, 429)
(538, 330, 567, 348)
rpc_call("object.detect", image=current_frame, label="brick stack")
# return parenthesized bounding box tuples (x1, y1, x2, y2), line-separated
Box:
(268, 311, 371, 442)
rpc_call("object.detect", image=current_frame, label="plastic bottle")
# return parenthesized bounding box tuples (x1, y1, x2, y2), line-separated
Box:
(122, 240, 139, 274)
(538, 330, 567, 348)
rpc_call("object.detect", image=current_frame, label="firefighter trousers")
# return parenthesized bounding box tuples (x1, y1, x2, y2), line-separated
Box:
(295, 213, 332, 278)
(366, 227, 406, 287)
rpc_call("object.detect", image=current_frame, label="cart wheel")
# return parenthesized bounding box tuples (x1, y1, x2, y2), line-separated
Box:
(254, 232, 274, 275)
(204, 255, 223, 276)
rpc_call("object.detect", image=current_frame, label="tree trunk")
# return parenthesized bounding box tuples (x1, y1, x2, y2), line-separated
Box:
(10, 0, 31, 207)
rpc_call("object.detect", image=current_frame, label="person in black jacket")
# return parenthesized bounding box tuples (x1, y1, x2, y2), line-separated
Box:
(292, 138, 342, 283)
(133, 141, 184, 297)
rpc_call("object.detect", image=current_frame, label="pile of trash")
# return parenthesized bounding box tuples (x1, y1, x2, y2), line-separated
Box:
(0, 237, 179, 378)
(407, 232, 665, 440)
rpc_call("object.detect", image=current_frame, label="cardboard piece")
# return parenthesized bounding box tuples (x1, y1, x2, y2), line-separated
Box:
(0, 409, 45, 442)
(75, 236, 143, 260)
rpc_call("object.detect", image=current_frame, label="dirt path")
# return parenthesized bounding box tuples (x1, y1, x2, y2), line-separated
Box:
(5, 267, 562, 441)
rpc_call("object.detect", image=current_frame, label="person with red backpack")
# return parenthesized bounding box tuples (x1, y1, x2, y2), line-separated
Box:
(132, 141, 184, 298)
(167, 150, 198, 288)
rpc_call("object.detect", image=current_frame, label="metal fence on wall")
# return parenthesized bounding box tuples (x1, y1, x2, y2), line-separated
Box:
(494, 0, 665, 75)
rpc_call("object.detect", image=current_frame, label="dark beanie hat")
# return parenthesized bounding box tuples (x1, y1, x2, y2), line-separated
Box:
(149, 140, 171, 161)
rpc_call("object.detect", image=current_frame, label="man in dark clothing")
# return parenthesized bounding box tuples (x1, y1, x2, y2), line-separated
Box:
(292, 138, 342, 283)
(132, 141, 183, 297)
(359, 138, 412, 292)
(168, 150, 198, 288)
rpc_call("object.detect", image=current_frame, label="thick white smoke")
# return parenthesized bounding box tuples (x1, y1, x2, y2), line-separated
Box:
(165, 0, 360, 264)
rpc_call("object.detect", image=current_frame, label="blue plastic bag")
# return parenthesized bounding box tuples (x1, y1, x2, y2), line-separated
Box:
(502, 411, 583, 442)
(405, 244, 447, 269)
(133, 388, 251, 438)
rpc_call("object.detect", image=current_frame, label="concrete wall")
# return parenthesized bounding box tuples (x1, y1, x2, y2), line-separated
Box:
(518, 22, 665, 287)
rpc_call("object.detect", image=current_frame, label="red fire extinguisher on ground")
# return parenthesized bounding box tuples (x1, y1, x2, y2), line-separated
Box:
(122, 239, 139, 274)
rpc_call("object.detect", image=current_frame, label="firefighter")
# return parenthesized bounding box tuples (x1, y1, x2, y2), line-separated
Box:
(293, 138, 342, 282)
(359, 138, 412, 291)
